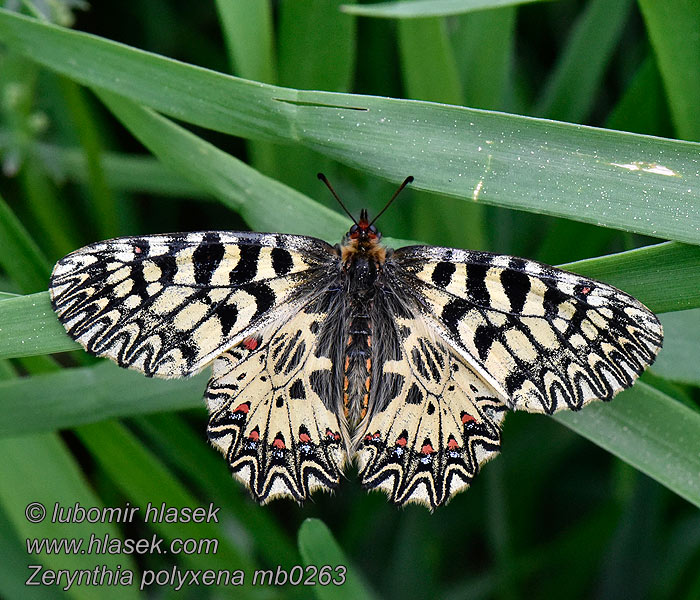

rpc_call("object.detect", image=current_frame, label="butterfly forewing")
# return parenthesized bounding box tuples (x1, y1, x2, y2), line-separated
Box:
(389, 246, 663, 415)
(49, 232, 338, 378)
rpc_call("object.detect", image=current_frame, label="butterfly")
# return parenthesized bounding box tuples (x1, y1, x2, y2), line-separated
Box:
(49, 175, 663, 508)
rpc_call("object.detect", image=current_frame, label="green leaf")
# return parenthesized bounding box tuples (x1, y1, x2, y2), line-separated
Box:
(1, 9, 699, 243)
(340, 0, 547, 18)
(21, 167, 79, 259)
(94, 90, 350, 243)
(554, 382, 700, 509)
(96, 89, 416, 247)
(215, 0, 276, 84)
(0, 432, 140, 600)
(649, 513, 700, 600)
(0, 292, 79, 359)
(397, 16, 488, 250)
(0, 361, 205, 436)
(0, 359, 16, 380)
(534, 0, 633, 122)
(278, 0, 356, 92)
(605, 55, 670, 137)
(444, 505, 620, 599)
(56, 77, 119, 240)
(298, 518, 380, 600)
(274, 0, 357, 198)
(214, 0, 279, 177)
(398, 18, 462, 105)
(74, 421, 258, 585)
(638, 0, 700, 140)
(450, 7, 515, 110)
(651, 308, 700, 386)
(0, 192, 51, 294)
(0, 501, 57, 599)
(561, 241, 700, 314)
(36, 142, 215, 198)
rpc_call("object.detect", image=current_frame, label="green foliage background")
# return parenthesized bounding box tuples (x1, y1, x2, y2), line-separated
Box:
(0, 0, 699, 598)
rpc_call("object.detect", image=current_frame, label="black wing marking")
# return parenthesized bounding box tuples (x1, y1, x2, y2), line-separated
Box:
(388, 245, 663, 414)
(50, 231, 338, 378)
(357, 316, 505, 508)
(206, 301, 347, 503)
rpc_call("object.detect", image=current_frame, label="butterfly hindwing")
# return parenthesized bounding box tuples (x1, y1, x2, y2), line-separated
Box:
(357, 318, 506, 508)
(206, 303, 347, 503)
(390, 246, 663, 414)
(49, 232, 337, 378)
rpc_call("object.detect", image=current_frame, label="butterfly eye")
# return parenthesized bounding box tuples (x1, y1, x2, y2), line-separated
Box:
(368, 224, 380, 239)
(349, 224, 360, 239)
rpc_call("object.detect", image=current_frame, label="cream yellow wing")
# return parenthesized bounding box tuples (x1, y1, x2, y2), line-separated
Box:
(50, 231, 338, 378)
(206, 303, 347, 504)
(356, 318, 506, 509)
(390, 246, 663, 414)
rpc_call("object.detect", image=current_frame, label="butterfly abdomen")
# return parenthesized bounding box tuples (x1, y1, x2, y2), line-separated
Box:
(343, 311, 372, 427)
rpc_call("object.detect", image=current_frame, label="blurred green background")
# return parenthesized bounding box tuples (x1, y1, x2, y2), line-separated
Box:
(1, 0, 699, 598)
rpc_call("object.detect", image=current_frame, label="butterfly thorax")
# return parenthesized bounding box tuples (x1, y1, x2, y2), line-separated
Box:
(340, 209, 387, 428)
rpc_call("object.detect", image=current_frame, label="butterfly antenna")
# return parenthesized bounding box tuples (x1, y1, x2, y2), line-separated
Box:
(370, 176, 414, 226)
(317, 173, 357, 225)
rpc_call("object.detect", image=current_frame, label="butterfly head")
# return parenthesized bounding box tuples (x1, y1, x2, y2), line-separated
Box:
(347, 209, 382, 242)
(317, 173, 414, 259)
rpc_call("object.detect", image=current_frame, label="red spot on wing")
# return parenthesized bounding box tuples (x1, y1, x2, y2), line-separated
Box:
(233, 402, 250, 414)
(134, 246, 142, 254)
(272, 437, 285, 449)
(326, 429, 341, 442)
(581, 286, 591, 295)
(300, 432, 311, 443)
(421, 443, 435, 455)
(395, 436, 407, 447)
(248, 429, 260, 441)
(364, 432, 381, 443)
(243, 337, 259, 350)
(447, 437, 460, 450)
(461, 413, 476, 425)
